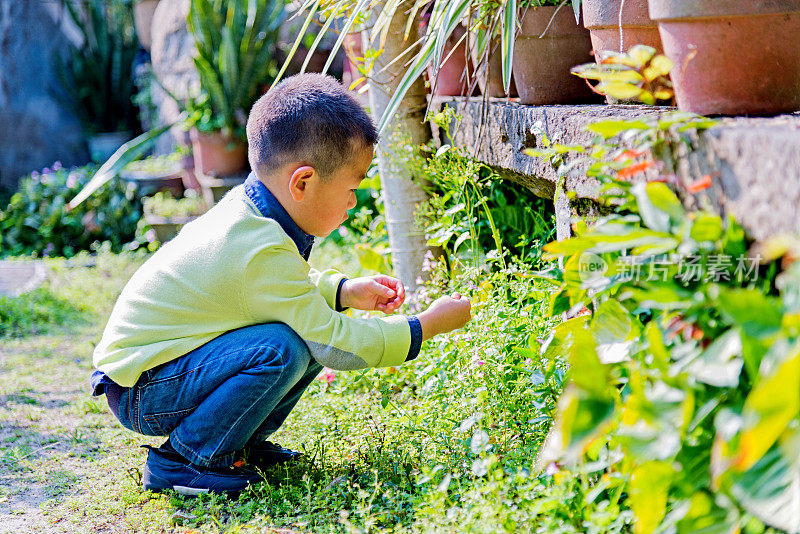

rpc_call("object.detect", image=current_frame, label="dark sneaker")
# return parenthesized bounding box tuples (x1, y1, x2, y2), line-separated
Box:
(141, 444, 263, 496)
(244, 441, 302, 467)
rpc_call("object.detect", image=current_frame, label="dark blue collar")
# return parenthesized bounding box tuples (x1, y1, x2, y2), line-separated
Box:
(243, 172, 315, 260)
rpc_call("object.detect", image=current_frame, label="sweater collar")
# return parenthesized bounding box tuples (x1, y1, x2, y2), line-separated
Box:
(243, 172, 315, 260)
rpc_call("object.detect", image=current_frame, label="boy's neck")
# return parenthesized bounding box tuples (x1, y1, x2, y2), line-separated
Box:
(257, 174, 302, 228)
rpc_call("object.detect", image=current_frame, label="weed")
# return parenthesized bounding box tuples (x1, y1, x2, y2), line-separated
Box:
(0, 287, 84, 338)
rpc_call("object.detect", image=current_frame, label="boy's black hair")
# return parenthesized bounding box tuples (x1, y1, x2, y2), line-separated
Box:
(247, 73, 378, 180)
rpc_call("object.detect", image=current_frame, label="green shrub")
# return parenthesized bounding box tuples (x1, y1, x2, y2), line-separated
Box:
(123, 152, 183, 176)
(423, 110, 555, 269)
(0, 287, 83, 338)
(57, 0, 139, 134)
(143, 191, 208, 219)
(533, 113, 798, 532)
(0, 164, 143, 258)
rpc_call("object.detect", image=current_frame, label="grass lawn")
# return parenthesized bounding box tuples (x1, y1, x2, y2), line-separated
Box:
(0, 243, 608, 533)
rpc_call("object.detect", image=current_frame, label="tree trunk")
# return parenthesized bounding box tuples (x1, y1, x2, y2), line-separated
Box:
(366, 3, 433, 290)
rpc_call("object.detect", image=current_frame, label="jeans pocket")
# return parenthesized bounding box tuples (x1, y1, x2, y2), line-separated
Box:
(142, 406, 198, 436)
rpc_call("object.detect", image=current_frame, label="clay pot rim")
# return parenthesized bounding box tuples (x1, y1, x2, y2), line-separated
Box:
(517, 5, 586, 37)
(189, 128, 245, 145)
(582, 0, 655, 28)
(650, 0, 800, 21)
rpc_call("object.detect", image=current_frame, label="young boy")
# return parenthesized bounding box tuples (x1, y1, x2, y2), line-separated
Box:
(90, 73, 471, 495)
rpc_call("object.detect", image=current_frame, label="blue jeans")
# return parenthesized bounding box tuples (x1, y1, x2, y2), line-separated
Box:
(116, 323, 321, 467)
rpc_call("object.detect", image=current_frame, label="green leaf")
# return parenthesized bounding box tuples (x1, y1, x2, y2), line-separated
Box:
(717, 288, 783, 340)
(691, 212, 724, 242)
(354, 243, 389, 273)
(686, 328, 743, 388)
(777, 262, 800, 313)
(572, 0, 581, 24)
(557, 386, 615, 458)
(728, 442, 800, 532)
(632, 182, 669, 233)
(667, 492, 740, 534)
(67, 118, 183, 209)
(273, 0, 321, 85)
(630, 461, 674, 534)
(733, 342, 800, 471)
(299, 0, 346, 74)
(500, 0, 516, 93)
(541, 316, 589, 362)
(590, 299, 637, 364)
(628, 44, 657, 66)
(587, 119, 651, 138)
(595, 82, 644, 101)
(568, 326, 610, 396)
(647, 182, 685, 224)
(571, 63, 645, 84)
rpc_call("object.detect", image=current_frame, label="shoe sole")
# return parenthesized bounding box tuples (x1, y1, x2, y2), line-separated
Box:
(143, 471, 250, 496)
(172, 485, 211, 496)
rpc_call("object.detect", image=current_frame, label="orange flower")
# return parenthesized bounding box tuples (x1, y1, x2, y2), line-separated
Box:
(617, 160, 656, 180)
(687, 172, 719, 193)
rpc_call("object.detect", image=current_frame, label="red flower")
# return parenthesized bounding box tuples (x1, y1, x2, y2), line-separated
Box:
(617, 161, 656, 180)
(319, 368, 336, 384)
(687, 172, 720, 193)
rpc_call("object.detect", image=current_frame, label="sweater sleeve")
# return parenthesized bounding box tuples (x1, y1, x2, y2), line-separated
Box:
(243, 245, 412, 370)
(308, 268, 346, 310)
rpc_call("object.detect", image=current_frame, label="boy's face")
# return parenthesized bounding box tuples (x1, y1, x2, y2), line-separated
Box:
(296, 144, 374, 238)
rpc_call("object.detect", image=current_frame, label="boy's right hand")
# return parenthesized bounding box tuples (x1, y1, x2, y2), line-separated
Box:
(417, 293, 472, 341)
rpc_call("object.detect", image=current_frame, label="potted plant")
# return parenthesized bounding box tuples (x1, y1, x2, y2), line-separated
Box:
(467, 1, 517, 98)
(133, 0, 161, 51)
(58, 0, 140, 162)
(142, 191, 208, 243)
(582, 0, 662, 60)
(66, 0, 284, 211)
(119, 153, 185, 198)
(512, 1, 600, 105)
(420, 14, 474, 96)
(648, 1, 800, 116)
(470, 36, 518, 98)
(186, 0, 285, 176)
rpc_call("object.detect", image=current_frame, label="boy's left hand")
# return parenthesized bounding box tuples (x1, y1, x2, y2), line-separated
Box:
(340, 275, 405, 313)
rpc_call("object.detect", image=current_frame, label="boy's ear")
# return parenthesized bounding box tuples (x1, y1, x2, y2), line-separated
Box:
(288, 165, 316, 202)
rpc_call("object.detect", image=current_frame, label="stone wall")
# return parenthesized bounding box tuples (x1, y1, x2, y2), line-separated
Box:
(0, 0, 88, 190)
(444, 97, 800, 244)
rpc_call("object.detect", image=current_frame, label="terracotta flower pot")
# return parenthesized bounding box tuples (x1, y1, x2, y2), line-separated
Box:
(512, 6, 599, 105)
(650, 0, 800, 115)
(427, 25, 474, 96)
(470, 38, 518, 98)
(190, 129, 248, 177)
(582, 0, 662, 58)
(134, 0, 160, 51)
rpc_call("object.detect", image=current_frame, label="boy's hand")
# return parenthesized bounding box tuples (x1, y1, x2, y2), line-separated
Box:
(340, 275, 406, 313)
(418, 293, 471, 341)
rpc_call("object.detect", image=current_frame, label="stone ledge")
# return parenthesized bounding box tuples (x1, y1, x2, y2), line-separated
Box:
(0, 261, 47, 297)
(441, 97, 800, 243)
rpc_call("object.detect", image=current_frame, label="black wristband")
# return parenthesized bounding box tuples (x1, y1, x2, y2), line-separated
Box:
(335, 278, 348, 312)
